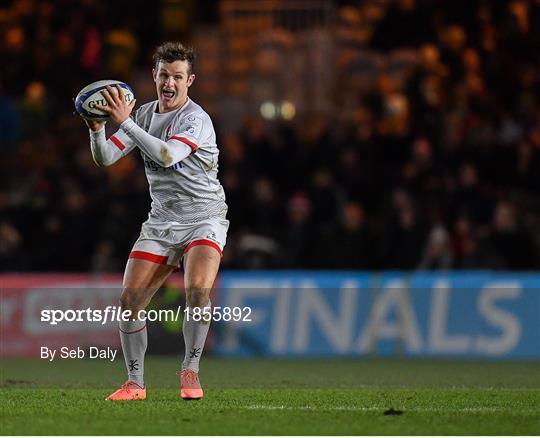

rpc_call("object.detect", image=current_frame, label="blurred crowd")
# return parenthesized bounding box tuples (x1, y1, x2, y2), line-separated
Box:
(1, 0, 539, 271)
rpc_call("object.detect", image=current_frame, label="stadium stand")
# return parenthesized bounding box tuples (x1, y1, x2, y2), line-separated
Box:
(1, 0, 539, 271)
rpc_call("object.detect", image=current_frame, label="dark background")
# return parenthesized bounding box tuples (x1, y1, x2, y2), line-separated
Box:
(1, 0, 539, 272)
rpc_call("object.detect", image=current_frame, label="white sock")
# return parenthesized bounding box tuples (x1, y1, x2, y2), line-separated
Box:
(182, 300, 211, 373)
(119, 319, 147, 387)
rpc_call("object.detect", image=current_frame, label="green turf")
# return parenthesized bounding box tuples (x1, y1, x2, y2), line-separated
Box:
(1, 357, 539, 435)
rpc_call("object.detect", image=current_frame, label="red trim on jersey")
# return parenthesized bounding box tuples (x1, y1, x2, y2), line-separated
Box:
(170, 136, 199, 154)
(109, 135, 126, 151)
(129, 250, 169, 265)
(183, 239, 222, 255)
(119, 323, 147, 335)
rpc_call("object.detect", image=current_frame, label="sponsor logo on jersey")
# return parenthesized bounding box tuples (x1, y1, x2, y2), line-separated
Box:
(143, 155, 182, 171)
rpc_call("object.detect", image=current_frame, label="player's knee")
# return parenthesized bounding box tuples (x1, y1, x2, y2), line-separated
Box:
(120, 288, 145, 314)
(186, 287, 210, 308)
(185, 273, 211, 292)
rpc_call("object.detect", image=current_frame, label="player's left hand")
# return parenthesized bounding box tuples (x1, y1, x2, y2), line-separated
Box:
(96, 85, 136, 125)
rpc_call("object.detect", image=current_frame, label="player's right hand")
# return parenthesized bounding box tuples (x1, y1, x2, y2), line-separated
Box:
(84, 118, 106, 131)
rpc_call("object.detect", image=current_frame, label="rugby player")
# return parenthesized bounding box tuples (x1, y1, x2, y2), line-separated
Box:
(83, 42, 228, 401)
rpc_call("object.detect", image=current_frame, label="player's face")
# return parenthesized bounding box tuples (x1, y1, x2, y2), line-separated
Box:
(152, 60, 195, 113)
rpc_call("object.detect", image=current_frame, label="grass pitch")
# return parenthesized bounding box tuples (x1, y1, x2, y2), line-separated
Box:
(1, 357, 539, 435)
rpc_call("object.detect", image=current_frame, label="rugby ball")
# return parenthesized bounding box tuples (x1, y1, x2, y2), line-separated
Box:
(75, 80, 135, 120)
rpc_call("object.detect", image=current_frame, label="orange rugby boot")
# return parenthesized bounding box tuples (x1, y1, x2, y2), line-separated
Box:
(105, 381, 146, 401)
(178, 369, 203, 400)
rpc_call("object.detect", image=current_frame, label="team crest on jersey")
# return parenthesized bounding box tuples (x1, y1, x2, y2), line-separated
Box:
(206, 231, 217, 242)
(165, 124, 172, 139)
(182, 116, 203, 138)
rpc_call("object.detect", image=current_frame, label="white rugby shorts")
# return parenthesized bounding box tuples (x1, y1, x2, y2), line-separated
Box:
(129, 217, 229, 267)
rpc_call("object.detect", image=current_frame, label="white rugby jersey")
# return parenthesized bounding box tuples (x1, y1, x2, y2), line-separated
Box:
(89, 98, 227, 224)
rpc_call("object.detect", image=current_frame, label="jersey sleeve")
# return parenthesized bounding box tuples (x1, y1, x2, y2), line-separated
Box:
(89, 124, 137, 166)
(120, 117, 192, 167)
(168, 114, 204, 155)
(88, 108, 141, 167)
(169, 113, 218, 169)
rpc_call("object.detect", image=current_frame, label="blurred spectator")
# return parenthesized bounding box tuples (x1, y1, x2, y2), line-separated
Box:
(418, 224, 453, 270)
(0, 220, 25, 270)
(322, 201, 376, 269)
(371, 0, 435, 51)
(281, 192, 317, 268)
(383, 199, 428, 269)
(236, 233, 280, 269)
(19, 81, 49, 139)
(488, 201, 537, 269)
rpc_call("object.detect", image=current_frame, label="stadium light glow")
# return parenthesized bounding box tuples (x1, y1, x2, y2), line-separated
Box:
(280, 100, 296, 120)
(260, 101, 277, 120)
